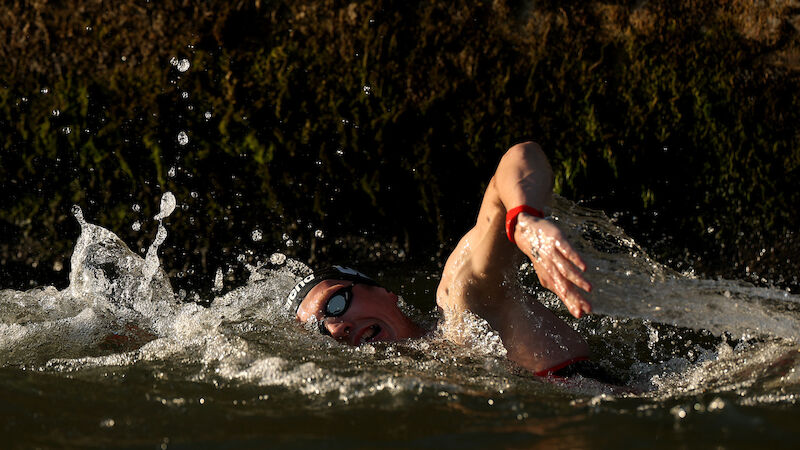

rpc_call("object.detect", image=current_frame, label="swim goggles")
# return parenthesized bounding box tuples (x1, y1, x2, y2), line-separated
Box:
(317, 284, 356, 336)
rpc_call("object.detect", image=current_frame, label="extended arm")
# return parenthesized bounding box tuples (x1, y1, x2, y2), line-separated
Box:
(437, 141, 592, 373)
(470, 142, 592, 317)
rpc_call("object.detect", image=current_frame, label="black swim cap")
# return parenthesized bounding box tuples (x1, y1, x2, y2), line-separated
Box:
(285, 265, 380, 313)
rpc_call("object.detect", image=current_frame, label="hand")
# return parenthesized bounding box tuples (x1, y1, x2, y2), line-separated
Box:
(513, 213, 592, 318)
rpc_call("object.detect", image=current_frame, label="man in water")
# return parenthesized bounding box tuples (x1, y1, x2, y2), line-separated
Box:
(287, 141, 593, 376)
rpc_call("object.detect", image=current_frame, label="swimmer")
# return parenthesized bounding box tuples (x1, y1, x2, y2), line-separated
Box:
(288, 142, 595, 377)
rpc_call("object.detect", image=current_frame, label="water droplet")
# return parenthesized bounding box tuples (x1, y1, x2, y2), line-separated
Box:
(269, 253, 287, 265)
(131, 221, 141, 231)
(40, 87, 49, 94)
(99, 418, 115, 428)
(121, 55, 127, 62)
(177, 131, 189, 146)
(176, 58, 190, 72)
(132, 203, 141, 212)
(708, 397, 726, 411)
(251, 229, 263, 242)
(670, 406, 687, 419)
(167, 166, 177, 177)
(153, 192, 176, 221)
(335, 148, 344, 156)
(190, 191, 198, 199)
(51, 109, 60, 117)
(71, 205, 86, 226)
(61, 126, 71, 135)
(212, 267, 223, 292)
(314, 229, 325, 238)
(181, 91, 189, 99)
(362, 84, 372, 95)
(204, 111, 212, 120)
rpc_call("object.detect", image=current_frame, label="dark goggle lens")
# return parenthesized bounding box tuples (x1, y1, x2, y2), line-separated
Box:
(325, 290, 350, 316)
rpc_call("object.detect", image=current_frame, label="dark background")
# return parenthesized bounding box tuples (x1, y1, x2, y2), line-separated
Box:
(1, 0, 798, 295)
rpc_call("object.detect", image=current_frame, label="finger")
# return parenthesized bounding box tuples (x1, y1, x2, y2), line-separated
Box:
(550, 269, 592, 318)
(534, 263, 554, 291)
(554, 238, 588, 272)
(551, 249, 593, 293)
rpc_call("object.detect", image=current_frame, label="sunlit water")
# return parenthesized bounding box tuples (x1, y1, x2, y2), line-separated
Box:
(2, 194, 799, 448)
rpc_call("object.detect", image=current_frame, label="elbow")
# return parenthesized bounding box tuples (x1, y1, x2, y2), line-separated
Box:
(504, 142, 553, 186)
(506, 141, 543, 160)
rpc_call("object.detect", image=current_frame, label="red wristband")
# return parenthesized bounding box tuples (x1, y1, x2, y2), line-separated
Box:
(505, 205, 544, 244)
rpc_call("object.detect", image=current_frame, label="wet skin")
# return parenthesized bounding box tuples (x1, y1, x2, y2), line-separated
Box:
(295, 142, 593, 374)
(296, 279, 425, 345)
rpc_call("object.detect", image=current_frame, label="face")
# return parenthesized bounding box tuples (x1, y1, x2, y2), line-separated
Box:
(296, 279, 424, 345)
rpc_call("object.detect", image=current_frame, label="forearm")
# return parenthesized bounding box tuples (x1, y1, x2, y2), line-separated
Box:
(491, 141, 554, 213)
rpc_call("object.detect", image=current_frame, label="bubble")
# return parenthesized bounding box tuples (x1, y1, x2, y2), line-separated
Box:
(99, 418, 115, 428)
(61, 127, 71, 135)
(314, 229, 325, 239)
(251, 229, 263, 242)
(362, 84, 372, 95)
(40, 87, 49, 94)
(121, 56, 127, 62)
(181, 91, 189, 99)
(132, 221, 141, 231)
(169, 56, 178, 66)
(176, 58, 190, 72)
(177, 131, 189, 146)
(51, 109, 60, 117)
(132, 203, 141, 212)
(167, 166, 177, 178)
(190, 191, 199, 199)
(204, 111, 212, 120)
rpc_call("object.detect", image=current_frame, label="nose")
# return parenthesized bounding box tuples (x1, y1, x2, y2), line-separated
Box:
(324, 320, 353, 341)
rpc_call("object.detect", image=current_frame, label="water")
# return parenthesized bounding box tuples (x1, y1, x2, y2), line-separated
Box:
(2, 194, 799, 448)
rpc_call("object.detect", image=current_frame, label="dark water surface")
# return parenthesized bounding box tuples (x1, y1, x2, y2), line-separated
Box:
(2, 195, 799, 448)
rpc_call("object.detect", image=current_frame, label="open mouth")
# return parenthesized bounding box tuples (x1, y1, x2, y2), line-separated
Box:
(359, 324, 382, 344)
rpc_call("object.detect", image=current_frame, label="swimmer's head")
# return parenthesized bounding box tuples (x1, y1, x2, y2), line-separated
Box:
(287, 266, 424, 345)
